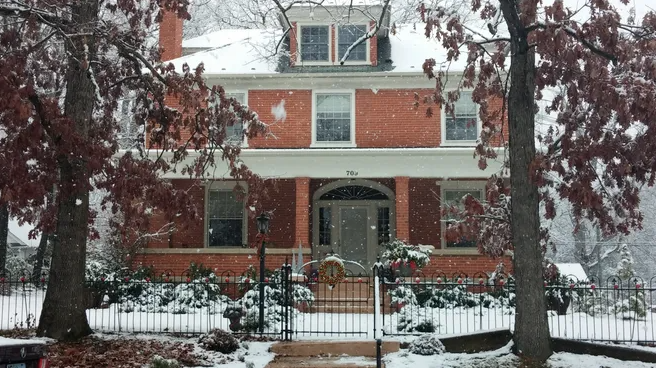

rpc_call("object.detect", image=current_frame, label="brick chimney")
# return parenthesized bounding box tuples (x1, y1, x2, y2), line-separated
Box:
(159, 11, 183, 61)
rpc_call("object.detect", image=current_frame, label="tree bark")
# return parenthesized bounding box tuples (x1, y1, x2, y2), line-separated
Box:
(36, 0, 98, 341)
(32, 187, 55, 284)
(500, 0, 552, 361)
(0, 203, 8, 272)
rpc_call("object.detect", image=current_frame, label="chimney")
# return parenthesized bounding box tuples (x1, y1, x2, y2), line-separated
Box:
(159, 11, 183, 62)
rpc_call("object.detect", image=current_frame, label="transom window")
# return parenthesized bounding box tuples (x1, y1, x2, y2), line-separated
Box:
(315, 93, 353, 143)
(443, 189, 482, 248)
(445, 91, 478, 142)
(300, 26, 330, 61)
(338, 25, 367, 61)
(208, 189, 244, 247)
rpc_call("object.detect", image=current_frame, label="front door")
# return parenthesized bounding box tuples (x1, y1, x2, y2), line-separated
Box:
(339, 206, 369, 274)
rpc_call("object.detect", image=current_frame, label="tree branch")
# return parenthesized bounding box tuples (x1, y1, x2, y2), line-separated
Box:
(338, 0, 390, 65)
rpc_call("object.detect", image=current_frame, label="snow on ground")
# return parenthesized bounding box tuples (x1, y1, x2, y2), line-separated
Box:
(2, 290, 656, 344)
(384, 341, 656, 368)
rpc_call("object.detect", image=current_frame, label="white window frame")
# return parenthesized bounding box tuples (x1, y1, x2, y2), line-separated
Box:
(440, 180, 486, 250)
(204, 181, 248, 248)
(224, 91, 249, 148)
(441, 90, 481, 146)
(297, 24, 333, 65)
(335, 24, 370, 65)
(311, 90, 357, 148)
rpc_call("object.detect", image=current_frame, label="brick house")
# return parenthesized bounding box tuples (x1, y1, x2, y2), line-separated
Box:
(139, 3, 511, 277)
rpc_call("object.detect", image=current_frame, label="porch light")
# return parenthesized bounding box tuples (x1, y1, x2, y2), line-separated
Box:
(256, 212, 270, 234)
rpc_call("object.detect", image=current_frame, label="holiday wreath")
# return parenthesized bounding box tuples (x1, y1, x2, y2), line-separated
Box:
(318, 256, 346, 287)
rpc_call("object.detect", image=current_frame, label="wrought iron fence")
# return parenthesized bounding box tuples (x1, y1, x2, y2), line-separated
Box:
(376, 270, 656, 344)
(2, 267, 655, 344)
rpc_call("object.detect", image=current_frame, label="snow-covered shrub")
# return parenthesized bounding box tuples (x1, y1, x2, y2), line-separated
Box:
(396, 306, 438, 333)
(415, 284, 478, 309)
(149, 355, 181, 368)
(240, 285, 283, 332)
(198, 329, 239, 354)
(5, 255, 33, 280)
(388, 285, 417, 306)
(408, 334, 445, 355)
(292, 283, 315, 306)
(382, 240, 431, 270)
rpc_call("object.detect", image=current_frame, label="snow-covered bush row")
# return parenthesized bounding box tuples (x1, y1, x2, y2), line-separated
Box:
(388, 284, 516, 310)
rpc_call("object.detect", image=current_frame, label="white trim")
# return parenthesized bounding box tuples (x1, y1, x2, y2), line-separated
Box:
(335, 23, 371, 66)
(311, 90, 357, 147)
(313, 179, 395, 201)
(439, 180, 486, 250)
(224, 90, 249, 148)
(204, 181, 249, 248)
(440, 90, 482, 146)
(130, 147, 507, 179)
(297, 24, 333, 65)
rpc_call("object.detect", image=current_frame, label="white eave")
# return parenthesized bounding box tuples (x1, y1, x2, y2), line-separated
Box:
(119, 147, 506, 179)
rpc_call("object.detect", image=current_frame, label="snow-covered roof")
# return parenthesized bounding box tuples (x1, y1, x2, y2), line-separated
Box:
(7, 231, 26, 247)
(169, 24, 468, 75)
(172, 28, 282, 74)
(0, 336, 45, 347)
(8, 218, 40, 247)
(555, 263, 588, 282)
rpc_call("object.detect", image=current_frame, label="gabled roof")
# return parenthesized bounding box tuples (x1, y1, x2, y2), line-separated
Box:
(168, 24, 469, 75)
(7, 231, 27, 247)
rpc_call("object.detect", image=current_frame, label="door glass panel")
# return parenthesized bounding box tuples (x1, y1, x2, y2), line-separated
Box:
(319, 207, 331, 245)
(339, 207, 368, 269)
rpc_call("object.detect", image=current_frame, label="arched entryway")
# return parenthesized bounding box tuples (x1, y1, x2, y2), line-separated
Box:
(312, 179, 396, 271)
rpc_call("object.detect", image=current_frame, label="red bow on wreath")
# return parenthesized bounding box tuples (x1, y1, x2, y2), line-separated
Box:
(251, 233, 269, 258)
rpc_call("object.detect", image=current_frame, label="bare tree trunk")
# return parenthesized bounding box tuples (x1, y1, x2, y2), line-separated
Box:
(500, 0, 552, 361)
(0, 203, 8, 272)
(36, 0, 98, 341)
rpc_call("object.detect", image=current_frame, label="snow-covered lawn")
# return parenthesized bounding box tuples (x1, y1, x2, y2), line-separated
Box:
(384, 341, 656, 368)
(2, 289, 656, 344)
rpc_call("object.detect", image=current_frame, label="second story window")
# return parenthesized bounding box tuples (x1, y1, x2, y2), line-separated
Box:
(338, 25, 367, 61)
(314, 92, 353, 144)
(300, 26, 330, 61)
(445, 91, 478, 143)
(224, 92, 246, 145)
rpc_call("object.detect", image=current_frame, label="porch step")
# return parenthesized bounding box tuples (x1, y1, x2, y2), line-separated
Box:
(269, 340, 400, 357)
(265, 356, 382, 368)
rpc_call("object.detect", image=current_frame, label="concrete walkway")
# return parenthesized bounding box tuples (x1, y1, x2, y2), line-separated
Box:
(265, 340, 400, 368)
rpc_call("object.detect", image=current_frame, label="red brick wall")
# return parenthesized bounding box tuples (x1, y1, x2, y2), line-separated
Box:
(409, 179, 441, 246)
(356, 89, 439, 148)
(146, 179, 297, 249)
(423, 255, 513, 277)
(247, 90, 312, 148)
(159, 11, 183, 61)
(135, 253, 291, 276)
(370, 21, 378, 66)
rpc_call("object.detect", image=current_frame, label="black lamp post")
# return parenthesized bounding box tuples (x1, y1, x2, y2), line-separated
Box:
(256, 212, 270, 334)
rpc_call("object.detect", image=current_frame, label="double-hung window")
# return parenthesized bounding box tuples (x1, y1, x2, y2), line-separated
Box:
(443, 188, 482, 248)
(300, 26, 330, 61)
(314, 92, 353, 144)
(223, 92, 246, 145)
(337, 25, 367, 62)
(207, 188, 245, 247)
(445, 91, 478, 142)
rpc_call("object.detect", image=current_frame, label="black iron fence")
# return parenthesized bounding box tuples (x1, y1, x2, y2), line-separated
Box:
(376, 270, 656, 344)
(2, 267, 655, 344)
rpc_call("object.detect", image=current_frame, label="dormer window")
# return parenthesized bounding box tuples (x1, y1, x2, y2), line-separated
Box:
(300, 26, 330, 61)
(337, 25, 367, 61)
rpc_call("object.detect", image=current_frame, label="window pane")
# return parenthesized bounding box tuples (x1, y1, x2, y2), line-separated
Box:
(377, 207, 390, 245)
(208, 189, 244, 247)
(301, 26, 329, 61)
(319, 207, 331, 245)
(316, 94, 351, 142)
(446, 92, 478, 141)
(444, 189, 481, 247)
(338, 25, 367, 61)
(224, 93, 245, 144)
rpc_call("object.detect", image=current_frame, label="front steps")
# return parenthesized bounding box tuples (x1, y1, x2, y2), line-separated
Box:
(266, 340, 400, 368)
(304, 282, 391, 314)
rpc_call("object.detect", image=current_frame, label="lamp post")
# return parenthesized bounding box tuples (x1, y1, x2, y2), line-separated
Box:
(256, 212, 270, 335)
